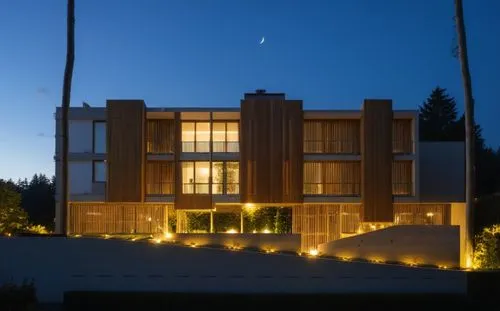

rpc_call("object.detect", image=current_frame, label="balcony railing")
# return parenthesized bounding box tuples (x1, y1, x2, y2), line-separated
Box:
(182, 141, 239, 153)
(392, 140, 414, 154)
(146, 182, 174, 195)
(304, 140, 360, 154)
(212, 182, 239, 195)
(303, 182, 361, 196)
(392, 182, 413, 196)
(182, 183, 209, 194)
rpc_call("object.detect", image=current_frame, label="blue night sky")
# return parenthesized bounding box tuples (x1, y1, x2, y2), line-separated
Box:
(0, 0, 499, 180)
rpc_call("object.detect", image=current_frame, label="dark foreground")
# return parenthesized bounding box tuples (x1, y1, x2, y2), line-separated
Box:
(5, 271, 500, 310)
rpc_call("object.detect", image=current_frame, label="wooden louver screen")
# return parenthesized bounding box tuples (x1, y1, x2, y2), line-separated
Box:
(147, 119, 175, 153)
(146, 161, 175, 195)
(304, 120, 360, 154)
(392, 161, 412, 196)
(392, 119, 413, 154)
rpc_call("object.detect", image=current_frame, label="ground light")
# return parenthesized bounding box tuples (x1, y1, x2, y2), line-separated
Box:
(164, 232, 174, 240)
(308, 249, 319, 257)
(262, 229, 271, 234)
(226, 228, 238, 234)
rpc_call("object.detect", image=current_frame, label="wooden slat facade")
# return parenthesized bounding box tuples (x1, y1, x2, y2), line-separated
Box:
(393, 119, 413, 154)
(146, 119, 175, 154)
(106, 100, 146, 202)
(292, 204, 362, 251)
(303, 161, 361, 196)
(68, 203, 173, 234)
(361, 99, 393, 222)
(392, 160, 413, 196)
(146, 161, 175, 195)
(303, 120, 360, 154)
(240, 97, 303, 204)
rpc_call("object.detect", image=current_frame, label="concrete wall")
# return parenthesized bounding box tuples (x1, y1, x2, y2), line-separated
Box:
(318, 225, 460, 268)
(68, 120, 93, 153)
(0, 238, 466, 303)
(419, 142, 465, 202)
(171, 233, 300, 252)
(69, 161, 92, 194)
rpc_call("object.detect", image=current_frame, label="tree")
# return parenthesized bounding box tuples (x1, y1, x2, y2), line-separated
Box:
(0, 180, 28, 235)
(20, 174, 55, 230)
(61, 0, 75, 234)
(455, 0, 476, 268)
(419, 86, 459, 141)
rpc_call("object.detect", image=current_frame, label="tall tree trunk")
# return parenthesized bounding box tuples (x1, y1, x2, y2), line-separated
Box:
(61, 0, 75, 235)
(454, 0, 475, 268)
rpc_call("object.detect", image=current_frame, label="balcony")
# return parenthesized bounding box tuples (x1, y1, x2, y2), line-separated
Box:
(182, 141, 239, 153)
(303, 182, 361, 196)
(393, 182, 413, 196)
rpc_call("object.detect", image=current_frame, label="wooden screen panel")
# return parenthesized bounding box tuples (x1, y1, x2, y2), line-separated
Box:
(324, 161, 361, 196)
(361, 99, 393, 222)
(292, 204, 361, 251)
(146, 119, 175, 153)
(392, 160, 413, 196)
(303, 120, 360, 154)
(393, 119, 413, 154)
(106, 100, 145, 202)
(146, 161, 175, 195)
(240, 98, 303, 203)
(68, 203, 172, 234)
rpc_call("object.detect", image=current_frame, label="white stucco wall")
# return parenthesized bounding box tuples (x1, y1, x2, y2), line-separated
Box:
(69, 161, 92, 194)
(69, 120, 93, 153)
(318, 225, 460, 268)
(0, 238, 467, 303)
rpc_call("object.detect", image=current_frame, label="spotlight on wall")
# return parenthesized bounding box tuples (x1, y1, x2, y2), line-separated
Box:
(226, 228, 238, 234)
(308, 249, 319, 257)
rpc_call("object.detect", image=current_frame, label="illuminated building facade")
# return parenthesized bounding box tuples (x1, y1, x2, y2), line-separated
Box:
(54, 90, 466, 254)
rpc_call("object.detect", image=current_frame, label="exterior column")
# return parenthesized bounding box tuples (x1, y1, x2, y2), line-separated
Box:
(210, 211, 214, 233)
(240, 211, 244, 233)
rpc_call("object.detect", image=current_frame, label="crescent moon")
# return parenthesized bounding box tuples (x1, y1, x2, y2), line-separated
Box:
(259, 37, 265, 45)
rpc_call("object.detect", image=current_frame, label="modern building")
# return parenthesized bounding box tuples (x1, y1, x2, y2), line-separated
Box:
(54, 90, 466, 260)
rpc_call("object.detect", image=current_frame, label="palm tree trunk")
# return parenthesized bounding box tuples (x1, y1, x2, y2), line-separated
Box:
(61, 0, 75, 235)
(454, 0, 475, 268)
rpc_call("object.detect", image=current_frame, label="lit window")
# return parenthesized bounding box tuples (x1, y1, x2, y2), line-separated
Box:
(182, 161, 210, 194)
(93, 161, 106, 182)
(93, 121, 106, 153)
(212, 122, 239, 153)
(212, 162, 224, 194)
(182, 161, 239, 195)
(196, 122, 210, 152)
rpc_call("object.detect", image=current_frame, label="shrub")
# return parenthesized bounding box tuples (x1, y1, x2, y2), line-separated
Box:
(473, 224, 500, 269)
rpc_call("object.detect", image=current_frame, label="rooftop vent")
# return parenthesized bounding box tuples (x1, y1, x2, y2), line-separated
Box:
(256, 89, 266, 94)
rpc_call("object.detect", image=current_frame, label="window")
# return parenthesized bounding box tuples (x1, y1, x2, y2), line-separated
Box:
(146, 161, 175, 195)
(303, 120, 360, 154)
(147, 120, 175, 153)
(303, 161, 361, 196)
(93, 121, 106, 153)
(182, 161, 239, 195)
(392, 161, 413, 196)
(93, 161, 106, 182)
(182, 122, 210, 152)
(212, 122, 239, 152)
(182, 161, 210, 194)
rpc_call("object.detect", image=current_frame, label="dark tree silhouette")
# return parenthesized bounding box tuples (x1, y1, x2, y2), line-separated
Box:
(18, 174, 55, 230)
(61, 0, 75, 234)
(419, 86, 459, 141)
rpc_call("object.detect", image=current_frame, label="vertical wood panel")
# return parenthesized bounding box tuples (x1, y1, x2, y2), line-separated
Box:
(107, 100, 145, 202)
(240, 97, 303, 203)
(392, 160, 413, 195)
(393, 119, 413, 154)
(361, 99, 393, 222)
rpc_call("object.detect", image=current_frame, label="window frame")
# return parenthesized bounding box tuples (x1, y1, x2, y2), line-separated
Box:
(92, 160, 106, 183)
(92, 120, 106, 154)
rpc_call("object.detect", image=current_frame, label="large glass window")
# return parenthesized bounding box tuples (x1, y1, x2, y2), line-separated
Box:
(147, 119, 175, 154)
(182, 161, 210, 194)
(212, 122, 239, 152)
(146, 161, 175, 195)
(93, 121, 106, 153)
(182, 122, 210, 152)
(182, 161, 239, 195)
(93, 161, 106, 182)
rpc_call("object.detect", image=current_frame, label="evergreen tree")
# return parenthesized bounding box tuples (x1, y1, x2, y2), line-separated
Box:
(419, 86, 459, 141)
(0, 180, 28, 234)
